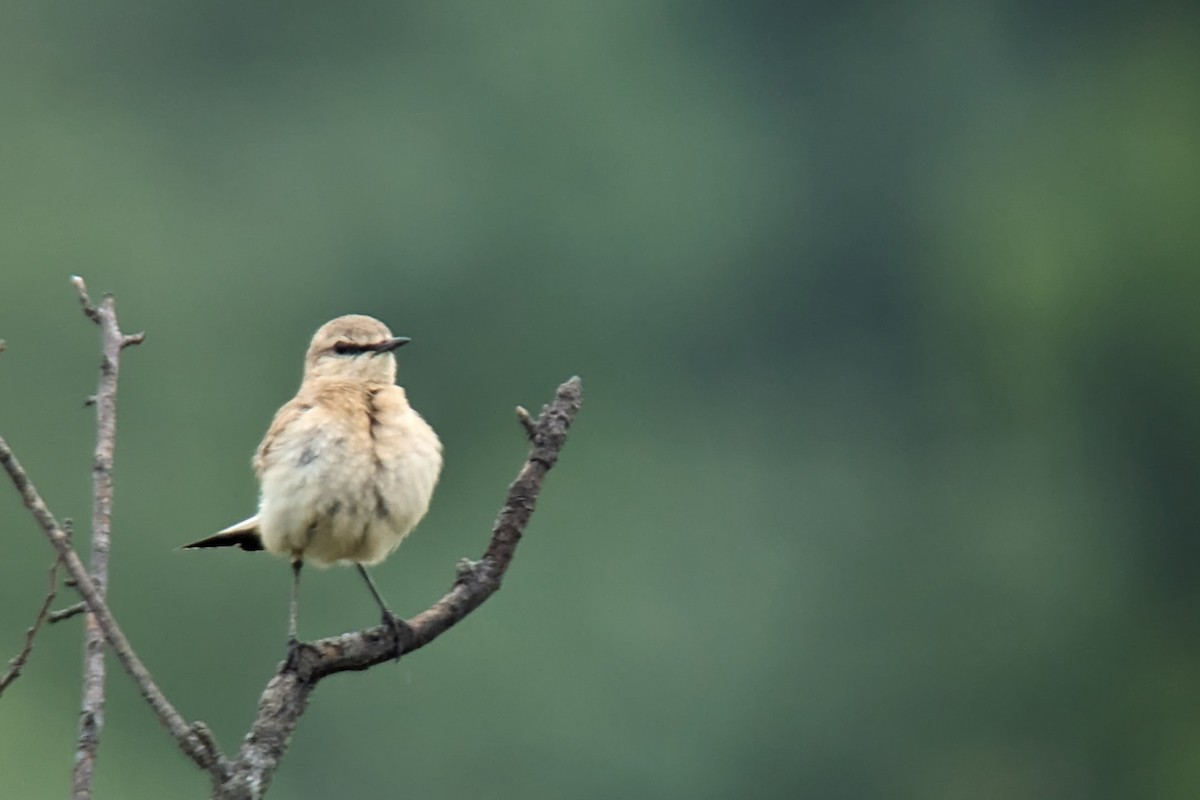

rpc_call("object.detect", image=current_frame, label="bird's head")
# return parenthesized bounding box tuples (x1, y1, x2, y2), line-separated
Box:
(303, 314, 410, 384)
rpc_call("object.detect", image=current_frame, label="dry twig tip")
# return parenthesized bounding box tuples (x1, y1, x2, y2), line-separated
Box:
(515, 405, 536, 440)
(70, 275, 100, 322)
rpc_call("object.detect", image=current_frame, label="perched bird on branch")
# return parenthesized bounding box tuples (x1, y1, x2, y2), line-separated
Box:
(184, 315, 443, 650)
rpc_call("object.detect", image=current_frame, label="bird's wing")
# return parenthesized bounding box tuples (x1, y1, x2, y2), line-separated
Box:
(253, 396, 314, 477)
(182, 515, 264, 552)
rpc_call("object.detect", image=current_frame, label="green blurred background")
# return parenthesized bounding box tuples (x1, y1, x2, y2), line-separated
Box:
(2, 2, 1199, 798)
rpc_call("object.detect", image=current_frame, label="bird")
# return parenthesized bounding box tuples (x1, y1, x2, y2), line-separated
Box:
(184, 314, 443, 653)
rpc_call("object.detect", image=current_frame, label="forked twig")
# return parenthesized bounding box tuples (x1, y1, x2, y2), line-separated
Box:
(0, 557, 62, 695)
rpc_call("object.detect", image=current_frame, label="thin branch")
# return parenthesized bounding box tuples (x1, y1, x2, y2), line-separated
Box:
(50, 602, 88, 624)
(0, 436, 228, 783)
(71, 275, 101, 323)
(0, 556, 62, 696)
(70, 277, 144, 800)
(214, 376, 583, 800)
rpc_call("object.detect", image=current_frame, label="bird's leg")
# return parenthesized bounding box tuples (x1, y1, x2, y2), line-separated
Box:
(288, 559, 303, 647)
(283, 559, 321, 672)
(355, 563, 411, 660)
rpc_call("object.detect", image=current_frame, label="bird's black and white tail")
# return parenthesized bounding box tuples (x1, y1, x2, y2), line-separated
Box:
(182, 516, 264, 552)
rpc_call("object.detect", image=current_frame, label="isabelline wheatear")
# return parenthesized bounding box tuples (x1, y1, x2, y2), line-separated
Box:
(184, 315, 443, 650)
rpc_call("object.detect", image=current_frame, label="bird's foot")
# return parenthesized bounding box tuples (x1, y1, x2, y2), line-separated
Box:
(382, 612, 413, 662)
(284, 637, 318, 672)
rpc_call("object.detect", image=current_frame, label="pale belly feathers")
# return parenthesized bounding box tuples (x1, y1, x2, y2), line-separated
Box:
(256, 400, 442, 566)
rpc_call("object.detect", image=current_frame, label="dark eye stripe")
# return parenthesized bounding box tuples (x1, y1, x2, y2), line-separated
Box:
(333, 340, 394, 355)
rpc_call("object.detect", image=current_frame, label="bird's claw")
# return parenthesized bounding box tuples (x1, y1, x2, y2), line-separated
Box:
(382, 612, 412, 662)
(284, 637, 318, 672)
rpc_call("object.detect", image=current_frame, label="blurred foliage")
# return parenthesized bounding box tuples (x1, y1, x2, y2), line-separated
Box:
(2, 2, 1200, 798)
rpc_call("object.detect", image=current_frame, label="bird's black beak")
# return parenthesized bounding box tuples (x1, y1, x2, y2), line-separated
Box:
(373, 336, 411, 353)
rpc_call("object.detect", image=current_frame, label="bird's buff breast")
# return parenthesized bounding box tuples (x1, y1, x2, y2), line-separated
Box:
(255, 405, 441, 566)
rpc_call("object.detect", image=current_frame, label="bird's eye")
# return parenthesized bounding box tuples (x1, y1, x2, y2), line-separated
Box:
(333, 342, 356, 355)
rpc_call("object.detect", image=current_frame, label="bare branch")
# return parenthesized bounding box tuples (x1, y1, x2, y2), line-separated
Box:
(214, 377, 583, 800)
(50, 602, 88, 624)
(69, 279, 145, 800)
(0, 557, 62, 696)
(0, 437, 228, 784)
